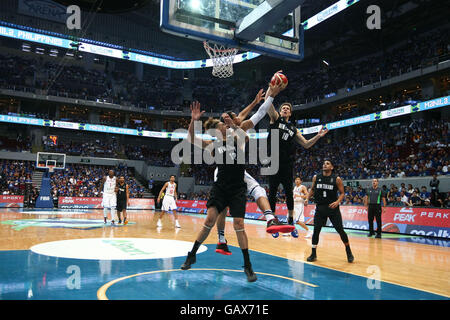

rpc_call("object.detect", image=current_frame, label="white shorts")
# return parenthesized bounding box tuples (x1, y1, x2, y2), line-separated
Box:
(294, 202, 305, 223)
(162, 195, 177, 211)
(102, 193, 117, 208)
(244, 171, 266, 200)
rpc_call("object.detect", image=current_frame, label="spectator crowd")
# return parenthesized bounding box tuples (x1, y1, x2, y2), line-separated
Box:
(0, 27, 447, 112)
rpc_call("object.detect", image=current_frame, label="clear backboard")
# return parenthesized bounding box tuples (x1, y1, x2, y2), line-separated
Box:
(36, 152, 66, 170)
(160, 0, 304, 61)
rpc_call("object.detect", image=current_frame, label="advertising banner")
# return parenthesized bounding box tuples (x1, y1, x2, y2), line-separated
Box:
(58, 197, 154, 210)
(0, 195, 24, 208)
(176, 201, 450, 238)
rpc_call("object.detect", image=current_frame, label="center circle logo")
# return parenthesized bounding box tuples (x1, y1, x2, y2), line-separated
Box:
(30, 238, 207, 260)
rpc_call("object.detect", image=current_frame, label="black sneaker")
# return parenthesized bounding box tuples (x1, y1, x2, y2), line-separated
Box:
(346, 247, 354, 263)
(111, 220, 115, 225)
(118, 219, 122, 224)
(367, 232, 375, 237)
(244, 265, 257, 282)
(181, 252, 196, 270)
(104, 217, 107, 224)
(307, 252, 317, 262)
(216, 242, 232, 255)
(375, 234, 382, 239)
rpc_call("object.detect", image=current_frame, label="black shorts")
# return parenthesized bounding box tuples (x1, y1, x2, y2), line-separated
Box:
(206, 183, 247, 218)
(116, 200, 127, 212)
(314, 204, 341, 227)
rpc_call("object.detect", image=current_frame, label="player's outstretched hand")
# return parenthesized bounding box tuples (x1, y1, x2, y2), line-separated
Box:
(190, 101, 205, 121)
(254, 89, 265, 104)
(268, 82, 283, 97)
(318, 125, 329, 137)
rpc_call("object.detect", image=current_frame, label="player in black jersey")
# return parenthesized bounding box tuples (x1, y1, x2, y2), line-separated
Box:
(266, 84, 328, 234)
(180, 101, 257, 282)
(213, 82, 296, 255)
(115, 176, 129, 225)
(305, 160, 354, 263)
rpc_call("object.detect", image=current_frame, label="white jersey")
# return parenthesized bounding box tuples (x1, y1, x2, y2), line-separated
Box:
(103, 176, 116, 194)
(294, 185, 306, 203)
(165, 182, 176, 197)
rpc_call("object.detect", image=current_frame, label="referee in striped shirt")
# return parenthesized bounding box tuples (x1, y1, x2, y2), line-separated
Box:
(364, 179, 387, 238)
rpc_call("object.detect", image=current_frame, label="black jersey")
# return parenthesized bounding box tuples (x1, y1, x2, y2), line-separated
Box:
(213, 136, 246, 188)
(268, 116, 297, 165)
(117, 183, 127, 202)
(313, 173, 338, 205)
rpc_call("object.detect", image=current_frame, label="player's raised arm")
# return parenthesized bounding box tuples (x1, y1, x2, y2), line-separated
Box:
(240, 81, 285, 131)
(237, 89, 265, 122)
(187, 101, 211, 149)
(266, 70, 285, 123)
(294, 125, 328, 149)
(222, 113, 248, 145)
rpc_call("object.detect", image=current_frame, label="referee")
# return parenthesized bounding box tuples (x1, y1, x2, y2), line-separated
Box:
(364, 179, 387, 238)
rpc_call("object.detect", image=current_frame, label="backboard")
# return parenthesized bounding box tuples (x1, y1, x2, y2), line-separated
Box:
(36, 152, 66, 170)
(160, 0, 304, 61)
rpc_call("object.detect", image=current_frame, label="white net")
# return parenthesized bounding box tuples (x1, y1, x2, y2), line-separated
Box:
(203, 41, 238, 78)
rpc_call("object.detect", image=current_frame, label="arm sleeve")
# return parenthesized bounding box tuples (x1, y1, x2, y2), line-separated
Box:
(249, 96, 274, 126)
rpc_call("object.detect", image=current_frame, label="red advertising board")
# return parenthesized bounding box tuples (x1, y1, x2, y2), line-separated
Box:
(176, 200, 450, 238)
(0, 195, 24, 208)
(58, 197, 154, 209)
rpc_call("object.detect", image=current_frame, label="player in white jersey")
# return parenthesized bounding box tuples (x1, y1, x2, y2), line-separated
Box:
(100, 170, 117, 225)
(157, 175, 180, 228)
(292, 177, 313, 238)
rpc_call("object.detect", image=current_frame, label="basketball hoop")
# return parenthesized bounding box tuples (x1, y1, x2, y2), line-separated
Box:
(203, 41, 238, 78)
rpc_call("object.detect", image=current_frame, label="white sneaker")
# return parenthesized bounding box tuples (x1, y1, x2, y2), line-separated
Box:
(157, 219, 162, 227)
(304, 231, 313, 238)
(175, 221, 181, 228)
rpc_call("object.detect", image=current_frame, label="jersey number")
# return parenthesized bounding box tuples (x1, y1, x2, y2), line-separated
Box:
(323, 191, 327, 198)
(282, 133, 289, 141)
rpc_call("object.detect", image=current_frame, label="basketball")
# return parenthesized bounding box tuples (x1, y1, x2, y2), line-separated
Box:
(270, 72, 288, 89)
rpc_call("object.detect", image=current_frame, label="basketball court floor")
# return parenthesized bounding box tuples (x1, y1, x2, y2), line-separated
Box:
(0, 208, 448, 300)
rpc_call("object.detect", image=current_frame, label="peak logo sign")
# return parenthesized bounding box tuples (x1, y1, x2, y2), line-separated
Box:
(394, 213, 416, 223)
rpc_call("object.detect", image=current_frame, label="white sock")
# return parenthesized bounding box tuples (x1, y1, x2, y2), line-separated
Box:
(103, 208, 108, 219)
(264, 210, 275, 221)
(111, 208, 116, 221)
